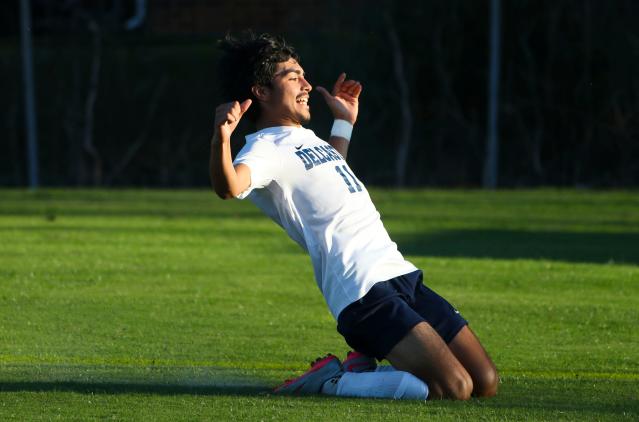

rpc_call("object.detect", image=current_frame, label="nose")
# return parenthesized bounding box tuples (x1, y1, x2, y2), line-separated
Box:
(301, 76, 312, 92)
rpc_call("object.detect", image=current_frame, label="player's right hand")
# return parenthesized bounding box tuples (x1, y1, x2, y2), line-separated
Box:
(214, 99, 252, 141)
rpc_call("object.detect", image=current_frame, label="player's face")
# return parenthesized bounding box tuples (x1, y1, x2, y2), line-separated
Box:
(264, 58, 312, 125)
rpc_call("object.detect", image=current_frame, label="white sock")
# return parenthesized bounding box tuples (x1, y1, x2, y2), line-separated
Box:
(321, 371, 428, 400)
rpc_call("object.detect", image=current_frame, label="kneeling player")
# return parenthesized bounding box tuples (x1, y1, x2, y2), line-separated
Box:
(210, 32, 498, 400)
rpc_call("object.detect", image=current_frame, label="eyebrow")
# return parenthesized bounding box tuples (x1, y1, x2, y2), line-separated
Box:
(273, 68, 305, 78)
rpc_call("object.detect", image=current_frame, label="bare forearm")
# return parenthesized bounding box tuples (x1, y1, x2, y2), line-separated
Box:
(209, 134, 243, 199)
(327, 119, 354, 160)
(328, 136, 350, 160)
(209, 99, 252, 199)
(317, 73, 361, 161)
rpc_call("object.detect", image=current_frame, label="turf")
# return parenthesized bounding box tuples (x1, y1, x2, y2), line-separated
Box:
(0, 188, 637, 421)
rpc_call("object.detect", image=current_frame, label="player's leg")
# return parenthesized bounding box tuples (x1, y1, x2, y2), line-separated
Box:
(322, 370, 429, 400)
(410, 274, 498, 397)
(331, 350, 428, 399)
(337, 273, 472, 400)
(342, 335, 483, 400)
(448, 325, 499, 397)
(342, 340, 478, 397)
(385, 321, 473, 400)
(336, 270, 496, 400)
(273, 353, 428, 399)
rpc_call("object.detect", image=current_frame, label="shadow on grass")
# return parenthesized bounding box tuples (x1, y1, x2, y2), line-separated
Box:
(471, 376, 639, 417)
(0, 208, 265, 219)
(395, 229, 639, 265)
(1, 364, 277, 397)
(0, 381, 271, 396)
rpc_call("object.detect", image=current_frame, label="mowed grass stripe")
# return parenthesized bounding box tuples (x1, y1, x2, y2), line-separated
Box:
(3, 360, 638, 382)
(0, 356, 292, 371)
(1, 189, 637, 420)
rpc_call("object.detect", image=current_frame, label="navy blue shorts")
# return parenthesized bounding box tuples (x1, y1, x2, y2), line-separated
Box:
(336, 270, 468, 360)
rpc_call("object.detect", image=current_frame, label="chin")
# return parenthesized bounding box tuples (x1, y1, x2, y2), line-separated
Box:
(299, 111, 311, 125)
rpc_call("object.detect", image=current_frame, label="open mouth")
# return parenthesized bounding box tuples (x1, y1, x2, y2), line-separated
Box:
(296, 96, 309, 106)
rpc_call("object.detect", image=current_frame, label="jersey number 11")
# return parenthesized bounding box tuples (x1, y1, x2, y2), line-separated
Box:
(335, 165, 362, 193)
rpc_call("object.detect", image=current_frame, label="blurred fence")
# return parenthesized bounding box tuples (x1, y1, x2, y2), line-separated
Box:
(2, 0, 638, 187)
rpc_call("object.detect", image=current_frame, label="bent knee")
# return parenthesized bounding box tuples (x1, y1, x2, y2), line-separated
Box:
(473, 367, 499, 398)
(441, 372, 473, 401)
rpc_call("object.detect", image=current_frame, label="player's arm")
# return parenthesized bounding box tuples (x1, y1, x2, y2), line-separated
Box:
(209, 99, 252, 199)
(317, 73, 363, 160)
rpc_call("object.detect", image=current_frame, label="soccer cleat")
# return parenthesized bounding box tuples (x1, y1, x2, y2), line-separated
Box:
(342, 350, 377, 372)
(273, 354, 344, 395)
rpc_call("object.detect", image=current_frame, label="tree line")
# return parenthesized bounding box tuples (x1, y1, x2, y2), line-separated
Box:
(2, 0, 638, 187)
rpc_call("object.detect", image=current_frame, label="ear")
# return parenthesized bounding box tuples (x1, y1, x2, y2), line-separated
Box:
(251, 85, 270, 101)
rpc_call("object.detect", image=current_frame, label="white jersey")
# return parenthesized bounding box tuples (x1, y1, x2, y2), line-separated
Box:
(233, 126, 417, 319)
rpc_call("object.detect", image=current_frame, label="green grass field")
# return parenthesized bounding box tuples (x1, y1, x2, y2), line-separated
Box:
(1, 189, 637, 421)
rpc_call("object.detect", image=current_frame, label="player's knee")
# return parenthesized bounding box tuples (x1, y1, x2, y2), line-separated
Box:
(473, 366, 499, 398)
(447, 372, 473, 401)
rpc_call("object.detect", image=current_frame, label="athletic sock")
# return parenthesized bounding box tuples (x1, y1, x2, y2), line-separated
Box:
(321, 371, 428, 400)
(320, 375, 341, 395)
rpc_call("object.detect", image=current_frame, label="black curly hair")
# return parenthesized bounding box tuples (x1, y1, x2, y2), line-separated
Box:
(217, 32, 299, 122)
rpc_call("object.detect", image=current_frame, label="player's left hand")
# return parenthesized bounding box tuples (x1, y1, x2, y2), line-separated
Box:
(316, 73, 362, 124)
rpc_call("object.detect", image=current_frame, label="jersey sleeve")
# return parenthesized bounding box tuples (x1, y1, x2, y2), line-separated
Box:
(232, 140, 281, 199)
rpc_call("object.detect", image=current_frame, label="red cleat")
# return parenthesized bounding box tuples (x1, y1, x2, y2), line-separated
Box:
(342, 350, 377, 372)
(273, 354, 344, 395)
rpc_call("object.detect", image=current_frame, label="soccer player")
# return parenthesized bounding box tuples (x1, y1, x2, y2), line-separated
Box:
(210, 32, 498, 400)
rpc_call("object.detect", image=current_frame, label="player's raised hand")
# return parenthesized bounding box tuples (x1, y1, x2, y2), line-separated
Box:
(316, 73, 363, 124)
(214, 99, 252, 141)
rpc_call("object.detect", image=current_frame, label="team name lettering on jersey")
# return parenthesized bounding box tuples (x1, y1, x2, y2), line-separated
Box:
(295, 145, 343, 170)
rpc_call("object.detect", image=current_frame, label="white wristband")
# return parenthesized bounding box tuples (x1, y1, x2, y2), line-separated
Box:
(330, 119, 353, 141)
